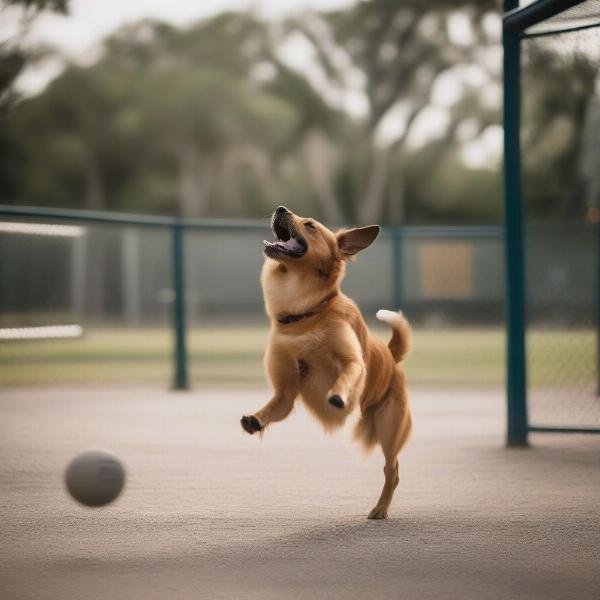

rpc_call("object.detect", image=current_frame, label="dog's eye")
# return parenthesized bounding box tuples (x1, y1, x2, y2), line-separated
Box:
(304, 222, 316, 231)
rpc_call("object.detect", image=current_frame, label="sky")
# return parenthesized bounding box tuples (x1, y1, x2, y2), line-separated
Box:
(5, 0, 354, 93)
(22, 0, 355, 55)
(3, 0, 503, 169)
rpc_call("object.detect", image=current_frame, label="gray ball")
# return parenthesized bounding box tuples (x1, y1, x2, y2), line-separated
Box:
(65, 450, 125, 507)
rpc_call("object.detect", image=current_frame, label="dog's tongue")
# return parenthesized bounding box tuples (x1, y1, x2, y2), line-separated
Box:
(279, 237, 303, 252)
(263, 236, 304, 253)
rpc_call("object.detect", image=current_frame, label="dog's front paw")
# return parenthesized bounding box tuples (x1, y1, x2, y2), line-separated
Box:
(241, 415, 263, 435)
(328, 394, 345, 409)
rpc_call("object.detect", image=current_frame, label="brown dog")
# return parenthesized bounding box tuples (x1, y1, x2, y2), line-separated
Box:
(241, 206, 412, 519)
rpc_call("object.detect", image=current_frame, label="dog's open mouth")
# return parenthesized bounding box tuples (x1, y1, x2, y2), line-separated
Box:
(263, 217, 307, 259)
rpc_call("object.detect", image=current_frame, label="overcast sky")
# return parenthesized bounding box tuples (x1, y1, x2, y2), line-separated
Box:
(28, 0, 355, 55)
(4, 0, 354, 95)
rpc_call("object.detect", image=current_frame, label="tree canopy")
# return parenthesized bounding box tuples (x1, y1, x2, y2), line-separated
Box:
(1, 2, 598, 224)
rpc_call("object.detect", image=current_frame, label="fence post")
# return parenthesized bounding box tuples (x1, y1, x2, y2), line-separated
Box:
(597, 216, 600, 397)
(171, 221, 189, 390)
(392, 227, 403, 310)
(503, 1, 528, 447)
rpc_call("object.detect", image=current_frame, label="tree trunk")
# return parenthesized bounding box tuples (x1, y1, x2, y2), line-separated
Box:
(388, 169, 405, 225)
(220, 150, 242, 215)
(85, 162, 105, 210)
(358, 106, 422, 224)
(243, 148, 280, 211)
(302, 130, 343, 224)
(177, 143, 218, 217)
(177, 144, 200, 217)
(358, 145, 390, 224)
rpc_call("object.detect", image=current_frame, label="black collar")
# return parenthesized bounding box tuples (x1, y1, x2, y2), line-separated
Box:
(276, 292, 337, 325)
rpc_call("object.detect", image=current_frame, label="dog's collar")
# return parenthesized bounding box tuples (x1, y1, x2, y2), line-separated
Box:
(276, 292, 338, 325)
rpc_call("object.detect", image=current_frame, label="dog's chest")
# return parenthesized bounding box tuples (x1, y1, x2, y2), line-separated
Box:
(276, 329, 341, 375)
(277, 329, 327, 356)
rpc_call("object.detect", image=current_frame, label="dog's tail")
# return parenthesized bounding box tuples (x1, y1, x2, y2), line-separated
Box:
(376, 309, 411, 363)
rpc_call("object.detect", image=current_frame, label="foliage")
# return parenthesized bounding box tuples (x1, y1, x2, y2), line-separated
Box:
(0, 0, 70, 113)
(522, 43, 599, 219)
(0, 2, 598, 223)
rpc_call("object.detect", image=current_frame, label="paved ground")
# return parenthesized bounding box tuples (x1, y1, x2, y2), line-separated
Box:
(0, 386, 599, 600)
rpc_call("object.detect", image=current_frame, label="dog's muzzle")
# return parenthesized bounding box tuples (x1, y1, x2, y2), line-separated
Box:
(263, 207, 307, 258)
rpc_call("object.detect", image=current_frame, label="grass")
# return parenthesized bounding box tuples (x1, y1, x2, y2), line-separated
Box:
(0, 326, 595, 389)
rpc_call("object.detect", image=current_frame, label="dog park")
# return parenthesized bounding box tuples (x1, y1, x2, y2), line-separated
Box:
(1, 0, 599, 598)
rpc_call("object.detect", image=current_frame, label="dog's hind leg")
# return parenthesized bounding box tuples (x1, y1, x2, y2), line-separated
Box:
(367, 387, 412, 520)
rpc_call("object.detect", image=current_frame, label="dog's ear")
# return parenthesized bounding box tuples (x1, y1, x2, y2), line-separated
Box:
(337, 225, 380, 258)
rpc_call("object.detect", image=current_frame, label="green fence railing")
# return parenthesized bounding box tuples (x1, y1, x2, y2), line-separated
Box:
(3, 201, 599, 439)
(0, 205, 265, 390)
(1, 204, 416, 390)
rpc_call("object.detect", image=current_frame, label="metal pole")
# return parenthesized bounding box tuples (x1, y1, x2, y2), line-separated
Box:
(503, 0, 529, 447)
(597, 216, 600, 397)
(392, 227, 403, 310)
(171, 222, 189, 390)
(503, 0, 583, 32)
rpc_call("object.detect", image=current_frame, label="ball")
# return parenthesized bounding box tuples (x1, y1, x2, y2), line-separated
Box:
(65, 449, 125, 507)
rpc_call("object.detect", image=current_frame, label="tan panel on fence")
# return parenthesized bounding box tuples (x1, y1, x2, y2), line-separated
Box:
(419, 242, 473, 299)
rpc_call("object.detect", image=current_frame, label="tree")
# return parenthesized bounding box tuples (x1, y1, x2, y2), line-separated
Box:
(522, 44, 599, 219)
(104, 16, 301, 217)
(0, 0, 69, 114)
(4, 3, 595, 225)
(278, 0, 498, 223)
(1, 15, 306, 217)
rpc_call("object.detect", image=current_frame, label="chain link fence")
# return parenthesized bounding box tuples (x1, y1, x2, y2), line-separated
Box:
(522, 23, 600, 431)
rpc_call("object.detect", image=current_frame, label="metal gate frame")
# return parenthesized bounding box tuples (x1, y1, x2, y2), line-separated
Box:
(502, 0, 600, 445)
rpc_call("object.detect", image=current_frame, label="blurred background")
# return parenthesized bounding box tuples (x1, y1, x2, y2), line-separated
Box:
(0, 0, 599, 429)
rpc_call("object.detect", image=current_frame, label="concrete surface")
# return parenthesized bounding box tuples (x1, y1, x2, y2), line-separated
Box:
(0, 386, 598, 600)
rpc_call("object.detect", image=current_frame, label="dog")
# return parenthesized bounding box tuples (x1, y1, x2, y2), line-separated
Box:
(240, 206, 412, 519)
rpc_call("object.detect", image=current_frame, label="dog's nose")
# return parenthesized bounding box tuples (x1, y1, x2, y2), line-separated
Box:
(275, 206, 291, 215)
